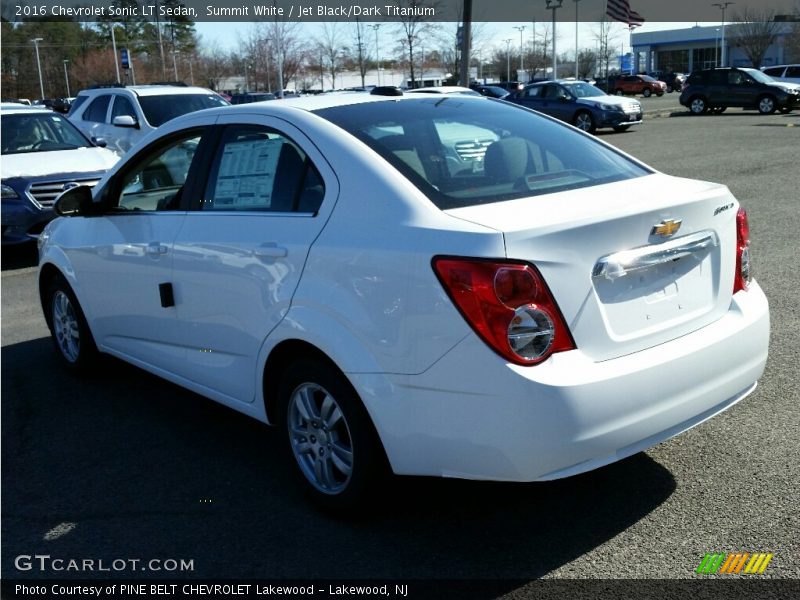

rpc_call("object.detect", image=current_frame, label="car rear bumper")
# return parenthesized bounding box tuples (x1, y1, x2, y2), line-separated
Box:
(353, 282, 769, 481)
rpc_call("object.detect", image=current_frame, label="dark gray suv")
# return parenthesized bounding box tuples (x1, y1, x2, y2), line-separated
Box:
(679, 67, 800, 115)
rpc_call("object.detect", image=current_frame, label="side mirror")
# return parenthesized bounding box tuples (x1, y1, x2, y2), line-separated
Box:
(91, 136, 107, 148)
(112, 115, 139, 129)
(54, 185, 95, 217)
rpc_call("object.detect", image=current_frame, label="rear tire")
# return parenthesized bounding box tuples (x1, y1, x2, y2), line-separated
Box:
(642, 88, 652, 98)
(689, 96, 708, 115)
(45, 274, 98, 372)
(278, 357, 387, 514)
(757, 95, 777, 114)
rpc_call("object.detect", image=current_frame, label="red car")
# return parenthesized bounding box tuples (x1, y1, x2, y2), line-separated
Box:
(613, 74, 667, 97)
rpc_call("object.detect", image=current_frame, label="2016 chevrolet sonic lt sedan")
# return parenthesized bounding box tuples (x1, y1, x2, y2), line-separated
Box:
(38, 93, 769, 512)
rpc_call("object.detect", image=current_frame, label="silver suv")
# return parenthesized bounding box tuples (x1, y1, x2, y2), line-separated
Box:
(67, 84, 228, 155)
(761, 64, 800, 85)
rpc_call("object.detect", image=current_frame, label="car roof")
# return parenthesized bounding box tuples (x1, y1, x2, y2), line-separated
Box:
(78, 85, 219, 97)
(0, 104, 52, 114)
(406, 86, 479, 95)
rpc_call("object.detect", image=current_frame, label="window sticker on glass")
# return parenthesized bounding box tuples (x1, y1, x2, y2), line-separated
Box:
(213, 138, 283, 209)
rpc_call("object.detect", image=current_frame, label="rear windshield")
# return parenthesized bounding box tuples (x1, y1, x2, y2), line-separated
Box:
(138, 93, 229, 127)
(315, 98, 650, 209)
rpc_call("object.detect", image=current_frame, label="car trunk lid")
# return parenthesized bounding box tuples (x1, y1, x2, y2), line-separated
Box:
(445, 173, 739, 361)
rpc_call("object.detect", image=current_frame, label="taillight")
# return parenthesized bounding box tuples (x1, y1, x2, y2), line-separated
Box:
(432, 257, 575, 365)
(733, 207, 752, 293)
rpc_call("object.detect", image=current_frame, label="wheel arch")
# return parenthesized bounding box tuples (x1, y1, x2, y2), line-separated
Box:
(261, 337, 393, 473)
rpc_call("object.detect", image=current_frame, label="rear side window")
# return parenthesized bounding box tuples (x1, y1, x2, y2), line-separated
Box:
(83, 95, 111, 122)
(316, 98, 650, 210)
(202, 125, 324, 213)
(66, 95, 88, 117)
(686, 72, 706, 85)
(138, 94, 229, 127)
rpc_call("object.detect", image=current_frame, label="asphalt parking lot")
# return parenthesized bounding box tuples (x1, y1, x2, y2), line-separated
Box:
(2, 103, 798, 594)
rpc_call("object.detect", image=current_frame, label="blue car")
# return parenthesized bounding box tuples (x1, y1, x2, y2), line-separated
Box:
(1, 105, 118, 244)
(505, 80, 643, 133)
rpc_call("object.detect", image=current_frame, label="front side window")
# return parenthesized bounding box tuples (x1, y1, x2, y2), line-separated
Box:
(202, 125, 324, 213)
(83, 95, 111, 122)
(116, 132, 202, 211)
(111, 95, 137, 120)
(316, 98, 650, 210)
(786, 66, 800, 78)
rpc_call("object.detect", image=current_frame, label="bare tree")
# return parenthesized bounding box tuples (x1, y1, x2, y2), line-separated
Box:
(730, 9, 781, 68)
(784, 21, 800, 62)
(577, 49, 598, 79)
(352, 19, 370, 88)
(593, 19, 622, 82)
(198, 41, 230, 91)
(395, 0, 439, 87)
(317, 22, 347, 90)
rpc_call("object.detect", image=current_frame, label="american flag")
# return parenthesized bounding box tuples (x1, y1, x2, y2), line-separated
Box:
(606, 0, 645, 27)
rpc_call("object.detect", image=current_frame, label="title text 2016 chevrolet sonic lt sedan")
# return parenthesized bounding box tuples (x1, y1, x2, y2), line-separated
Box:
(38, 94, 769, 512)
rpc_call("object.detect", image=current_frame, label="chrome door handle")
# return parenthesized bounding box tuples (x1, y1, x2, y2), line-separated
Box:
(145, 242, 168, 256)
(252, 244, 288, 259)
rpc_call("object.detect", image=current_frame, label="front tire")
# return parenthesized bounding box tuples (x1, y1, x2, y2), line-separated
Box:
(757, 95, 777, 114)
(45, 275, 98, 372)
(278, 357, 386, 513)
(573, 110, 596, 133)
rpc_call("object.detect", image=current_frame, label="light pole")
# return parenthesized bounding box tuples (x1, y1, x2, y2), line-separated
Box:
(573, 0, 582, 79)
(546, 0, 564, 81)
(172, 50, 179, 81)
(30, 38, 45, 100)
(513, 25, 526, 76)
(110, 25, 120, 83)
(63, 59, 71, 97)
(712, 2, 734, 68)
(504, 38, 513, 82)
(371, 24, 382, 85)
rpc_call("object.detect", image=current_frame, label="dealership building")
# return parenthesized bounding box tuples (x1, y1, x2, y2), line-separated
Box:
(631, 22, 796, 74)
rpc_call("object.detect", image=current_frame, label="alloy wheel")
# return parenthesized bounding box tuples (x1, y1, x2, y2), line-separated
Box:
(287, 382, 354, 495)
(52, 290, 80, 363)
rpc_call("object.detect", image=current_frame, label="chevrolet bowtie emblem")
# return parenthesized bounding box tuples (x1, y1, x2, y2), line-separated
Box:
(652, 219, 682, 237)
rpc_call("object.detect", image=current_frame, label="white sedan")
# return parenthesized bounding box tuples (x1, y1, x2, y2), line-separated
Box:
(39, 93, 769, 512)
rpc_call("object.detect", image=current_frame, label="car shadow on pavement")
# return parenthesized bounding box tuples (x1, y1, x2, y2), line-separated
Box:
(2, 338, 676, 590)
(1, 242, 38, 271)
